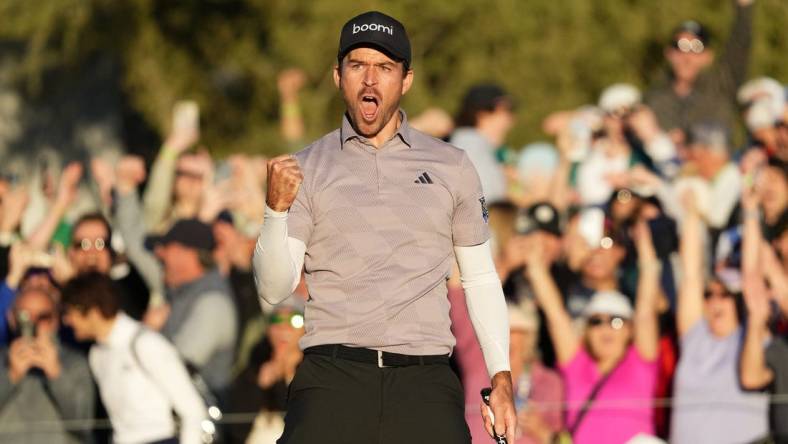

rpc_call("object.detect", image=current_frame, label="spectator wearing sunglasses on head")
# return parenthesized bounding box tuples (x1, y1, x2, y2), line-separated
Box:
(645, 0, 756, 147)
(0, 287, 94, 444)
(527, 220, 661, 444)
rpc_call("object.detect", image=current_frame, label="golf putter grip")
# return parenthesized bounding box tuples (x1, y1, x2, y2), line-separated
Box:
(480, 387, 508, 444)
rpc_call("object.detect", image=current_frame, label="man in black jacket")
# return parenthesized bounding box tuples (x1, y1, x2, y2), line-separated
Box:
(645, 0, 755, 143)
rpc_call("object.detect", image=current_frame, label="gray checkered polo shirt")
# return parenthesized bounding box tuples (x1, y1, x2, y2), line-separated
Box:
(289, 111, 490, 356)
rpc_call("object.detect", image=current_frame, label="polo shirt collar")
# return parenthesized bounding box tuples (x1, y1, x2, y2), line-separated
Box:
(340, 109, 412, 148)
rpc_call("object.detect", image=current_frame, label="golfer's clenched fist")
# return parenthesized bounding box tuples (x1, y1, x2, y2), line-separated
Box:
(266, 155, 303, 212)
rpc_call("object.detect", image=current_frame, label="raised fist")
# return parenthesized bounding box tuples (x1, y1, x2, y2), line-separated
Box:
(116, 155, 147, 194)
(55, 162, 83, 207)
(277, 68, 307, 102)
(266, 155, 303, 212)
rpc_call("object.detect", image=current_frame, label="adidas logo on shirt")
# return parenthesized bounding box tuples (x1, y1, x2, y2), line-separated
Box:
(414, 172, 433, 184)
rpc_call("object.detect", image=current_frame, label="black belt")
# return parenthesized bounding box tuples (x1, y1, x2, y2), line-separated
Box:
(304, 344, 449, 368)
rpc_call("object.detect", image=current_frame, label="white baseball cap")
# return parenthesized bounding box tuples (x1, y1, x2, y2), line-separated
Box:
(738, 77, 786, 132)
(598, 83, 642, 113)
(583, 290, 633, 319)
(737, 77, 784, 106)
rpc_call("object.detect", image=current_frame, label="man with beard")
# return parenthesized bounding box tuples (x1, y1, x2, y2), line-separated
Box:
(254, 11, 516, 444)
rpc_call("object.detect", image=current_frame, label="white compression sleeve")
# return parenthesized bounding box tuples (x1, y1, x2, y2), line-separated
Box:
(454, 240, 511, 377)
(253, 205, 306, 305)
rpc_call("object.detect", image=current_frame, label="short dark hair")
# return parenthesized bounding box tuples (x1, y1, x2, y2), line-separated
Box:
(455, 84, 512, 128)
(61, 272, 120, 318)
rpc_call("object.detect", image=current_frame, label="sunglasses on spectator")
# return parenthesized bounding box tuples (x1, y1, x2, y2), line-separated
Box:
(587, 315, 627, 330)
(175, 169, 204, 180)
(606, 107, 636, 120)
(73, 238, 108, 251)
(672, 38, 705, 54)
(17, 310, 56, 324)
(269, 312, 305, 329)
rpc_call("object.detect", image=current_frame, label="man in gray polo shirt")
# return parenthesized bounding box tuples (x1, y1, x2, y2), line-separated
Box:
(254, 11, 515, 444)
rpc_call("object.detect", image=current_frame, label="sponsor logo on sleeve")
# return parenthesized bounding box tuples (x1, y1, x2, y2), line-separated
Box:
(479, 196, 489, 223)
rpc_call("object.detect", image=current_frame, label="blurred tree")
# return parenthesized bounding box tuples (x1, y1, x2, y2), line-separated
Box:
(0, 0, 785, 156)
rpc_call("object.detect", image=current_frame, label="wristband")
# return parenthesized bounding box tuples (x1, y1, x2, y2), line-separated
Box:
(281, 102, 301, 119)
(160, 145, 180, 161)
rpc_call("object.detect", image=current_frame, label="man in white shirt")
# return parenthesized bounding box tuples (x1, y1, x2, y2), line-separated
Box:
(450, 84, 515, 204)
(62, 272, 207, 444)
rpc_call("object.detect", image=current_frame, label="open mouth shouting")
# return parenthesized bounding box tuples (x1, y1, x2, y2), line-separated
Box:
(359, 91, 380, 123)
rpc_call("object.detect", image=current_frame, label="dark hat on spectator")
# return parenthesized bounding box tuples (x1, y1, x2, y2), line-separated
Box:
(338, 11, 411, 68)
(462, 84, 514, 112)
(515, 202, 561, 236)
(672, 20, 709, 45)
(456, 83, 515, 127)
(145, 218, 215, 252)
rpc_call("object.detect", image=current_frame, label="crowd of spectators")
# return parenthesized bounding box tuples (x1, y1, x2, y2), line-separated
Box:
(0, 0, 786, 443)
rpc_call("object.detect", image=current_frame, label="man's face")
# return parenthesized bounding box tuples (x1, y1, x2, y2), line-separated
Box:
(665, 32, 713, 84)
(334, 47, 414, 138)
(62, 307, 95, 341)
(69, 220, 111, 274)
(688, 144, 728, 178)
(8, 290, 59, 337)
(155, 242, 199, 287)
(480, 102, 516, 143)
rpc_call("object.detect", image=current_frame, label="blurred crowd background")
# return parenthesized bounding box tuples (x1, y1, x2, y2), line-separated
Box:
(0, 0, 787, 443)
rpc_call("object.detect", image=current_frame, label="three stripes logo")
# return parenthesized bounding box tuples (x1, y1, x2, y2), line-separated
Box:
(414, 172, 433, 184)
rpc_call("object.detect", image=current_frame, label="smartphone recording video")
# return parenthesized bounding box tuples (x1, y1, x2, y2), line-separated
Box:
(173, 100, 200, 134)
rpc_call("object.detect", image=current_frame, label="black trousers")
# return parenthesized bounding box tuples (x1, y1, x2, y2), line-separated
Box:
(277, 353, 471, 444)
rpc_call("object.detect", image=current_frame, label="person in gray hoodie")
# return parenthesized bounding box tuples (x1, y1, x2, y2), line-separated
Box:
(146, 219, 238, 401)
(0, 287, 94, 444)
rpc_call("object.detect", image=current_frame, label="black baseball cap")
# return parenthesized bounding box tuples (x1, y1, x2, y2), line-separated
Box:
(461, 84, 514, 111)
(145, 218, 215, 252)
(672, 20, 709, 45)
(338, 11, 411, 68)
(515, 202, 561, 236)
